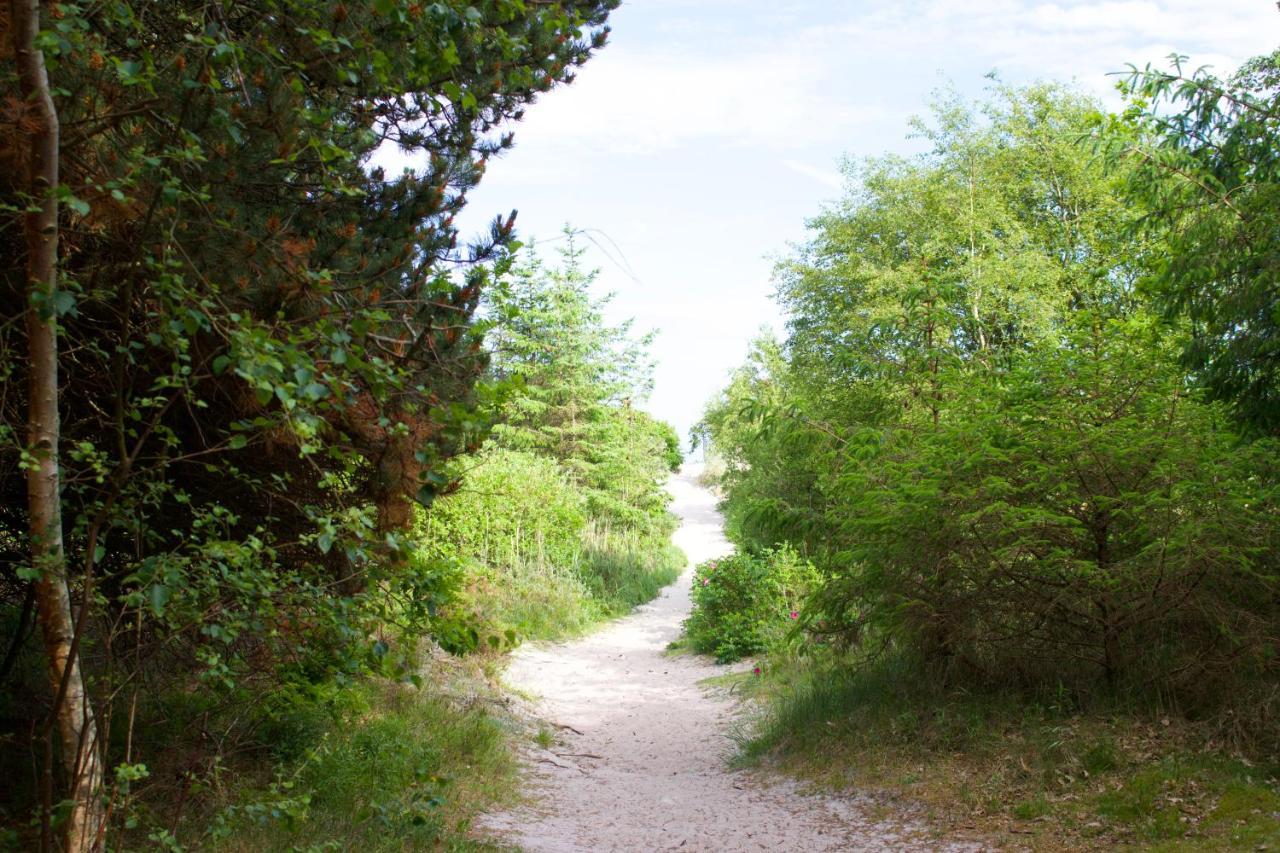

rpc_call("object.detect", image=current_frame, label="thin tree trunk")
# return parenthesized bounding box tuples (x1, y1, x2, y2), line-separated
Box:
(10, 1, 105, 849)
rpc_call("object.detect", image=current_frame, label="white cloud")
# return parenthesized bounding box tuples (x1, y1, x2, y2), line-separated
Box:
(474, 0, 1277, 168)
(829, 0, 1278, 101)
(508, 42, 881, 154)
(781, 159, 844, 188)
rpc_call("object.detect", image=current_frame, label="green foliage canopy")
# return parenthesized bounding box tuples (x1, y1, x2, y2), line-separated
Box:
(0, 0, 618, 839)
(697, 81, 1280, 709)
(1108, 50, 1280, 434)
(487, 233, 679, 534)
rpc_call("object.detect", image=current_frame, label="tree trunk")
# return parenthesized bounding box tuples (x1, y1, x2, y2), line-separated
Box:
(10, 1, 106, 849)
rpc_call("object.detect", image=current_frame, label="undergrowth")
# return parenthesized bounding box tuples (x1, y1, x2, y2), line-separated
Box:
(417, 448, 685, 646)
(735, 653, 1280, 850)
(684, 546, 819, 663)
(579, 539, 684, 618)
(197, 664, 519, 852)
(455, 535, 685, 644)
(194, 534, 685, 849)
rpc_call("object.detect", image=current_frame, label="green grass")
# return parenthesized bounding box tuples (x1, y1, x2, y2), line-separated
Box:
(208, 536, 686, 850)
(578, 540, 684, 618)
(204, 678, 519, 852)
(468, 536, 684, 644)
(469, 562, 601, 641)
(733, 653, 1280, 849)
(698, 670, 755, 691)
(198, 533, 682, 849)
(214, 533, 686, 851)
(1, 531, 683, 851)
(11, 533, 682, 850)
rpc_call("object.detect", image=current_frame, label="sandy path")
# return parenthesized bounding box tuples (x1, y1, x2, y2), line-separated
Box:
(479, 469, 975, 852)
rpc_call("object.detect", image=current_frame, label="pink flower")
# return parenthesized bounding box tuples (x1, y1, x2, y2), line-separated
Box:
(701, 579, 710, 586)
(752, 666, 761, 676)
(789, 611, 799, 620)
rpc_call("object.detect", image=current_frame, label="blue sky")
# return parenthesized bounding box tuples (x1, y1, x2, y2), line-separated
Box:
(450, 0, 1279, 443)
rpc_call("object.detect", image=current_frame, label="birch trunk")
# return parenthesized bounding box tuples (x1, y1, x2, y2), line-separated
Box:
(9, 1, 106, 849)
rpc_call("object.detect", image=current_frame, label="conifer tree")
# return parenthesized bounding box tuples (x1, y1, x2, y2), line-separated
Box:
(487, 232, 673, 532)
(1109, 49, 1280, 434)
(1, 2, 619, 844)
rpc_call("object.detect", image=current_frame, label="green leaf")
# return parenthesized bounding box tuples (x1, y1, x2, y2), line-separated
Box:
(51, 290, 77, 316)
(149, 584, 170, 617)
(301, 381, 328, 401)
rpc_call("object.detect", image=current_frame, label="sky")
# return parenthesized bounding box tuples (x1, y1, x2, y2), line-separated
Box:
(440, 0, 1279, 445)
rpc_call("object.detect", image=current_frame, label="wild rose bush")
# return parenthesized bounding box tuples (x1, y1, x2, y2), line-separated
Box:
(685, 546, 821, 663)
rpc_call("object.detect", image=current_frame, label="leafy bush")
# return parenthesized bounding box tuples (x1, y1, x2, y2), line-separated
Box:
(414, 448, 588, 644)
(821, 315, 1280, 701)
(699, 84, 1280, 722)
(418, 448, 587, 572)
(415, 447, 683, 644)
(685, 546, 820, 663)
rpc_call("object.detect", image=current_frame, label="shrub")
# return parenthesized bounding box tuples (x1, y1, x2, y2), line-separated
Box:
(417, 448, 587, 572)
(204, 679, 517, 851)
(685, 546, 820, 663)
(414, 448, 683, 644)
(822, 315, 1280, 703)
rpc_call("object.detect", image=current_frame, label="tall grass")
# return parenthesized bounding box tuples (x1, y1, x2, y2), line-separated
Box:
(206, 678, 518, 852)
(466, 558, 599, 641)
(418, 449, 685, 644)
(740, 651, 1028, 762)
(466, 527, 684, 642)
(578, 521, 683, 618)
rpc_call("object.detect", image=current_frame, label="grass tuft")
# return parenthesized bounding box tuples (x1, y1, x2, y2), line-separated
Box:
(204, 674, 519, 852)
(578, 539, 683, 618)
(734, 652, 1280, 849)
(451, 530, 684, 647)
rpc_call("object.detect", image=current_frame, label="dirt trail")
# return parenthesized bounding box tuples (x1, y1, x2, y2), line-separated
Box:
(479, 468, 975, 852)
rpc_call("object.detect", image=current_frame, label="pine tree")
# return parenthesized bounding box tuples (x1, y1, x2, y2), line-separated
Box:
(487, 231, 672, 534)
(0, 2, 619, 843)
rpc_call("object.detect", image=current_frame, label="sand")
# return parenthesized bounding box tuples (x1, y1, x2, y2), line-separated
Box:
(478, 467, 981, 852)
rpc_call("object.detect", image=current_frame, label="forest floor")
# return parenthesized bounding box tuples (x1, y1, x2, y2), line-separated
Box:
(476, 467, 980, 852)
